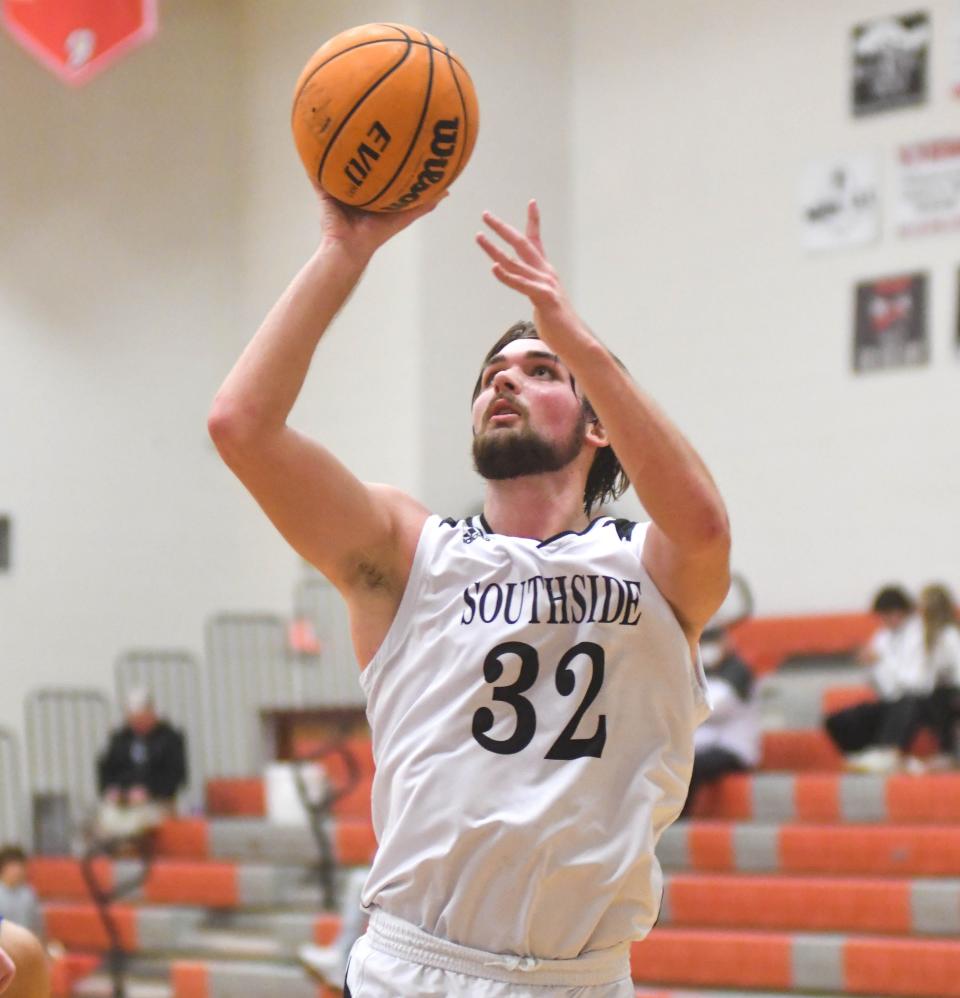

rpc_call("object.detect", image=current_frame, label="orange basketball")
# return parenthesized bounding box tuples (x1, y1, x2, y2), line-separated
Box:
(291, 23, 479, 212)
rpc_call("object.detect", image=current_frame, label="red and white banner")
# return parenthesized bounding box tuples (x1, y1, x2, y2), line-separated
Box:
(2, 0, 157, 86)
(896, 137, 960, 238)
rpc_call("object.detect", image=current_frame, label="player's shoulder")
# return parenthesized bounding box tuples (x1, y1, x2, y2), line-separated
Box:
(365, 483, 431, 530)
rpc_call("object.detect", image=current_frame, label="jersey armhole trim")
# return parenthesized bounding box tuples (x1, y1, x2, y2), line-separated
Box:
(631, 520, 713, 721)
(358, 514, 439, 697)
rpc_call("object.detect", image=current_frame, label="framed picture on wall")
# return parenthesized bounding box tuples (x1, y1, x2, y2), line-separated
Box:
(800, 154, 880, 252)
(851, 11, 929, 116)
(896, 137, 960, 237)
(853, 272, 929, 372)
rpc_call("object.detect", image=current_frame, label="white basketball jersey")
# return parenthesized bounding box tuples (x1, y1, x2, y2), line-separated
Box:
(358, 513, 710, 960)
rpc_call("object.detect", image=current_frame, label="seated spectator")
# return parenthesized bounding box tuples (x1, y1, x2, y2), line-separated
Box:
(0, 919, 48, 998)
(920, 583, 960, 767)
(824, 585, 932, 773)
(0, 851, 39, 940)
(95, 688, 187, 841)
(680, 624, 760, 818)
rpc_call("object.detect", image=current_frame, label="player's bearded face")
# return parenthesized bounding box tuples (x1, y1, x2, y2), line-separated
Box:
(473, 402, 588, 480)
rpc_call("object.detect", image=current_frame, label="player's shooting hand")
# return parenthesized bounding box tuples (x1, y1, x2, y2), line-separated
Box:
(317, 188, 446, 264)
(476, 200, 580, 339)
(0, 944, 15, 995)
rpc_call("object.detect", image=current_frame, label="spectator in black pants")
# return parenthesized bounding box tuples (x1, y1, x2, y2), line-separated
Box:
(95, 688, 187, 839)
(681, 625, 759, 818)
(824, 585, 931, 774)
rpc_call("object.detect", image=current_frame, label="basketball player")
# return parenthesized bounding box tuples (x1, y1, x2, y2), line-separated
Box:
(0, 920, 49, 998)
(209, 194, 730, 996)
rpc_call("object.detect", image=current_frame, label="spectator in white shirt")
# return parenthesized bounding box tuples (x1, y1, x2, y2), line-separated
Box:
(920, 584, 960, 766)
(825, 585, 930, 773)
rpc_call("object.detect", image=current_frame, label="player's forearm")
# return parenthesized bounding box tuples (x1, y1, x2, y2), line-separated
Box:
(556, 328, 729, 552)
(209, 239, 368, 440)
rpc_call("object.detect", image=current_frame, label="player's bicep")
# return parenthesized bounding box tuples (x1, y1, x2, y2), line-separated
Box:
(642, 522, 730, 640)
(215, 425, 416, 590)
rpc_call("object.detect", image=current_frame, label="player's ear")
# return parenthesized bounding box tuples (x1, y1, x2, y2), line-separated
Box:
(586, 417, 608, 448)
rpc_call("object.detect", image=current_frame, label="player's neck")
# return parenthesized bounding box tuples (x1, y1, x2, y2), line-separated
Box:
(482, 472, 591, 541)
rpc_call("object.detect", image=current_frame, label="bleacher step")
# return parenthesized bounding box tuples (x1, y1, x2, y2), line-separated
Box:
(632, 928, 960, 996)
(73, 976, 172, 998)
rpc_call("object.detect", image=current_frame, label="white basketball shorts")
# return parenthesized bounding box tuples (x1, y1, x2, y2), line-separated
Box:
(344, 909, 634, 998)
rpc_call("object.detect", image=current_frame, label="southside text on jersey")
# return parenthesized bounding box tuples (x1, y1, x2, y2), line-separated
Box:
(460, 574, 643, 627)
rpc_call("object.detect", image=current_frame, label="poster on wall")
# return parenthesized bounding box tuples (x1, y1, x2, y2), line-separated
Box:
(956, 269, 960, 354)
(1, 0, 157, 86)
(853, 273, 929, 372)
(895, 137, 960, 237)
(851, 11, 929, 115)
(953, 0, 960, 97)
(800, 155, 880, 252)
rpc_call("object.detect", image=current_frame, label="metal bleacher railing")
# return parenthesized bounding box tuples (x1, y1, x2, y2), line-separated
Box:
(292, 575, 363, 706)
(0, 726, 28, 847)
(25, 688, 112, 850)
(205, 583, 363, 778)
(205, 612, 298, 778)
(115, 649, 205, 813)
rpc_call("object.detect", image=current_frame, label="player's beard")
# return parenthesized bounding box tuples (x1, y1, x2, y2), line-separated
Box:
(473, 409, 587, 480)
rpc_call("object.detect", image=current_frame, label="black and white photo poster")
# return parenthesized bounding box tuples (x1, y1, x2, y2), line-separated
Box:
(853, 273, 929, 372)
(852, 11, 929, 115)
(800, 155, 880, 252)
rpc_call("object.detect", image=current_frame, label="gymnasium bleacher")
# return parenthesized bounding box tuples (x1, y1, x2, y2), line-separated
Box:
(3, 595, 959, 998)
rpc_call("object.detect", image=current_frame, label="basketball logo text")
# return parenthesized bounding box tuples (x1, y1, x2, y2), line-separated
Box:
(343, 121, 392, 189)
(383, 118, 460, 211)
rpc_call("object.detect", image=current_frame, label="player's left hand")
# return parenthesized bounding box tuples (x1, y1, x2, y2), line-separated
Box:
(476, 200, 580, 340)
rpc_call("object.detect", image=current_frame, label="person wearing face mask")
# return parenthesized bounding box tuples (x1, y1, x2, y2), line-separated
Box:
(680, 621, 759, 817)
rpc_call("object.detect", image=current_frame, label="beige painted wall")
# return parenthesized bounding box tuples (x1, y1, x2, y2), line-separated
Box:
(571, 0, 960, 612)
(1, 0, 957, 767)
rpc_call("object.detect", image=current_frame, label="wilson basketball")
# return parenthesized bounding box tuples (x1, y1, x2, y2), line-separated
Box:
(291, 23, 479, 212)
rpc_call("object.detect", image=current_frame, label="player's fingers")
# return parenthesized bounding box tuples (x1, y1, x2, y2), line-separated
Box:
(526, 199, 545, 254)
(490, 264, 552, 301)
(481, 211, 544, 267)
(476, 234, 544, 283)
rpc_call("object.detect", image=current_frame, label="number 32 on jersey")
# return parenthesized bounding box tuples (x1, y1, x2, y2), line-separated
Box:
(471, 641, 607, 760)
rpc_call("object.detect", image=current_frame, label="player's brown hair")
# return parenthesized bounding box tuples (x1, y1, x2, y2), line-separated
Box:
(472, 321, 629, 515)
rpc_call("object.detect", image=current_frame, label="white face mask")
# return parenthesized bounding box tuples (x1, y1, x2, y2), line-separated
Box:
(700, 639, 725, 669)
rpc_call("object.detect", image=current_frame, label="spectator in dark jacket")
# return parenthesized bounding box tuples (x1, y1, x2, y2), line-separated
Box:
(95, 689, 186, 839)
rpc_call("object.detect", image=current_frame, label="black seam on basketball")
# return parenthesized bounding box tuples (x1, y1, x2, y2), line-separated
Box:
(292, 37, 468, 118)
(314, 38, 412, 185)
(354, 28, 436, 208)
(445, 47, 471, 183)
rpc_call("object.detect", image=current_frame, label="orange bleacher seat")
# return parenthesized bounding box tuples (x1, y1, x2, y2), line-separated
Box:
(205, 777, 265, 817)
(761, 729, 844, 771)
(730, 612, 877, 674)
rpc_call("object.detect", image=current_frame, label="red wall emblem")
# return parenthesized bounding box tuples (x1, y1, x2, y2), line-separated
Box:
(3, 0, 157, 86)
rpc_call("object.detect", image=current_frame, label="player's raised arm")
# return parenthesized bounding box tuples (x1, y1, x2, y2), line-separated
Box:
(207, 192, 436, 597)
(476, 199, 730, 639)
